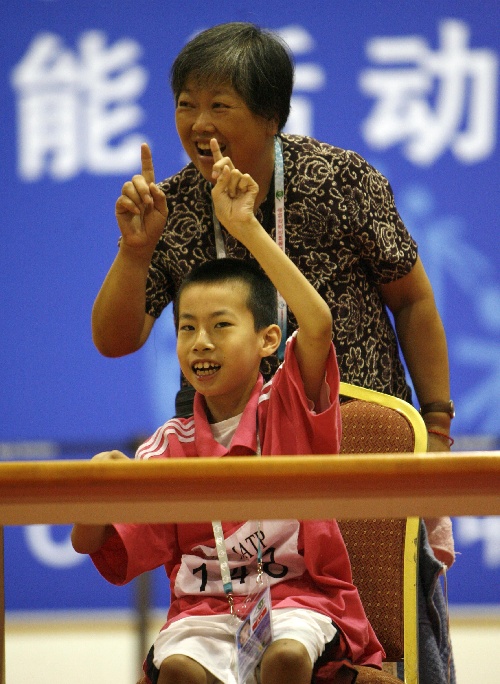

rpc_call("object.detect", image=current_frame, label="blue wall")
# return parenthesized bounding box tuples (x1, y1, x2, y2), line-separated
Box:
(1, 0, 499, 612)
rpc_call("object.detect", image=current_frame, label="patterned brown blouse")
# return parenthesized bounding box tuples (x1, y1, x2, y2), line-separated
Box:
(147, 134, 418, 402)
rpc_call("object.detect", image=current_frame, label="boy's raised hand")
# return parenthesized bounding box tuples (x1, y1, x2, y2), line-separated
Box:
(115, 143, 168, 252)
(211, 139, 259, 239)
(211, 141, 333, 408)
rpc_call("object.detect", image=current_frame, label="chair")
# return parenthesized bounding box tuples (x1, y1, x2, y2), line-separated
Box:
(336, 381, 427, 684)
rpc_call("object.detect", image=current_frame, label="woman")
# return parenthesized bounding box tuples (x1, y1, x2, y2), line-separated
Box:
(92, 22, 455, 683)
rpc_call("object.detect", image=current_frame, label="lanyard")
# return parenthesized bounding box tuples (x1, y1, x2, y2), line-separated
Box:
(212, 136, 287, 359)
(211, 519, 264, 614)
(212, 436, 263, 613)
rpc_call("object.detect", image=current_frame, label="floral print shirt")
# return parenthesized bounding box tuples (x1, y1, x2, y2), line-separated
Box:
(147, 134, 417, 402)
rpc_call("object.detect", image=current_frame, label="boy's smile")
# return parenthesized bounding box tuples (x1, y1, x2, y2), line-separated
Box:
(192, 361, 221, 377)
(176, 281, 275, 423)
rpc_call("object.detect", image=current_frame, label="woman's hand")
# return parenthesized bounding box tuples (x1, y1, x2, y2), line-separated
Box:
(115, 143, 168, 253)
(211, 137, 235, 181)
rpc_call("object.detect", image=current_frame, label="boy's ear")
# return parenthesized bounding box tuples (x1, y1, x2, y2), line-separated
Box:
(260, 324, 281, 358)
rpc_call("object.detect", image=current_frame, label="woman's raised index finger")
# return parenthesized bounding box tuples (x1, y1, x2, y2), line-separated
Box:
(141, 143, 156, 183)
(210, 138, 223, 162)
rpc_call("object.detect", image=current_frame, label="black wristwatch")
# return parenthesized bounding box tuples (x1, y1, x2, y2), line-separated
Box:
(419, 400, 455, 419)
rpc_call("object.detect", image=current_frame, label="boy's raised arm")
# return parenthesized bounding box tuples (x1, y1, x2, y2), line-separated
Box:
(211, 142, 333, 406)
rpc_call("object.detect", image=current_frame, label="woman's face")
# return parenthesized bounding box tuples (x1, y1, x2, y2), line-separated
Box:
(175, 78, 278, 187)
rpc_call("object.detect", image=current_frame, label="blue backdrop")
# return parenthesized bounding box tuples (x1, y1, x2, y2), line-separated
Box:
(1, 0, 499, 612)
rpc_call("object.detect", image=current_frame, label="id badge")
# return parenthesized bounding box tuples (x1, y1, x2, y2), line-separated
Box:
(235, 578, 273, 683)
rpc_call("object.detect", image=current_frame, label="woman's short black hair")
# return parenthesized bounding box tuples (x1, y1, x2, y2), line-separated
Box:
(170, 22, 294, 131)
(174, 258, 278, 331)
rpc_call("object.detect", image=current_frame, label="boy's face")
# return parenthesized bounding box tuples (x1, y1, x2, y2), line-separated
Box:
(176, 280, 277, 422)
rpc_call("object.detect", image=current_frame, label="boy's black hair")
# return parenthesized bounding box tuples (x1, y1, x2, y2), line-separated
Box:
(174, 258, 278, 331)
(170, 22, 294, 131)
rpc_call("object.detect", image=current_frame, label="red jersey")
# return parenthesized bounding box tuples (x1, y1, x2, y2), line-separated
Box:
(91, 336, 383, 672)
(135, 333, 341, 460)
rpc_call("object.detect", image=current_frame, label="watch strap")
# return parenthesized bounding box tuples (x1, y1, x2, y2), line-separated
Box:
(420, 400, 455, 418)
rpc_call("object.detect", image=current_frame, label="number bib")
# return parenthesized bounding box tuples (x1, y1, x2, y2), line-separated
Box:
(174, 520, 305, 598)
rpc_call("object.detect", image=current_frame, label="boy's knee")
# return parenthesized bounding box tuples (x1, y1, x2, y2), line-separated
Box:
(158, 654, 208, 684)
(262, 638, 311, 671)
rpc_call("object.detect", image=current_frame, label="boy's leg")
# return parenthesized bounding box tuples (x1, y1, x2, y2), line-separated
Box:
(157, 654, 218, 684)
(260, 638, 313, 684)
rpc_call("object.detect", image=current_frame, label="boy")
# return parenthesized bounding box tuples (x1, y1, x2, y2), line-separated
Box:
(72, 148, 383, 683)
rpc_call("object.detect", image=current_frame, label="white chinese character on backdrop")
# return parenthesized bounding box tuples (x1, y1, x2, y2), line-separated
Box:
(11, 31, 149, 181)
(455, 517, 500, 569)
(398, 184, 500, 433)
(278, 25, 326, 136)
(359, 19, 498, 165)
(25, 525, 85, 569)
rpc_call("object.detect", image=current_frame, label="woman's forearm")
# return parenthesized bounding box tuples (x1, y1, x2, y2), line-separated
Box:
(394, 298, 451, 434)
(92, 245, 155, 357)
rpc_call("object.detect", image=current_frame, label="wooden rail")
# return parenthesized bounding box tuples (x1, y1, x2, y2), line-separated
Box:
(0, 453, 499, 524)
(1, 452, 499, 682)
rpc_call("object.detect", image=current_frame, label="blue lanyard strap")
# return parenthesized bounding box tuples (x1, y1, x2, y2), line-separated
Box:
(212, 520, 264, 612)
(212, 439, 263, 610)
(212, 135, 287, 359)
(212, 520, 233, 597)
(273, 136, 287, 359)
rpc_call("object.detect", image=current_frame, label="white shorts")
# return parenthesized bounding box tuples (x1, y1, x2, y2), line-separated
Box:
(151, 608, 337, 684)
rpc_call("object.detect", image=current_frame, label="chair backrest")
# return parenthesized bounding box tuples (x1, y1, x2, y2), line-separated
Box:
(337, 382, 426, 684)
